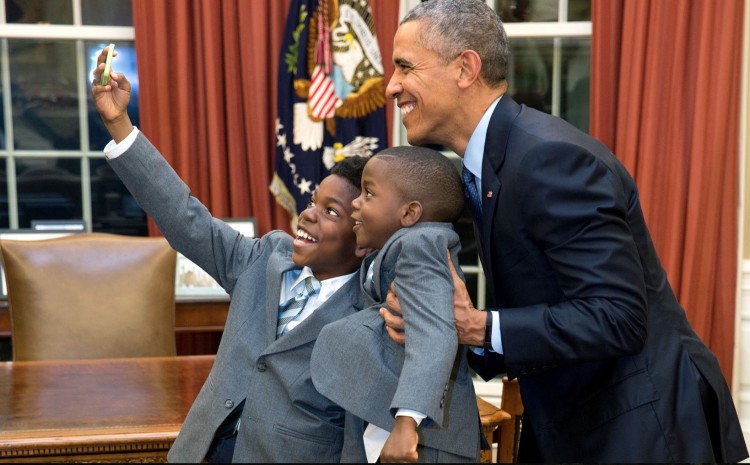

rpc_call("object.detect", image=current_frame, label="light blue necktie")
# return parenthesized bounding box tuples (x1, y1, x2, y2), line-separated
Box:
(276, 276, 320, 338)
(462, 167, 483, 222)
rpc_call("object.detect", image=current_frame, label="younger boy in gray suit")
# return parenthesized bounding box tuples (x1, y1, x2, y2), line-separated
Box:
(92, 46, 370, 463)
(311, 146, 481, 463)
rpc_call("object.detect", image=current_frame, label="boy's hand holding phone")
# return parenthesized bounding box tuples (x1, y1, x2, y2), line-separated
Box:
(91, 44, 134, 143)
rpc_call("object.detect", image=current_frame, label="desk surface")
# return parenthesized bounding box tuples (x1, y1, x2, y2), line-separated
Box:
(0, 355, 214, 462)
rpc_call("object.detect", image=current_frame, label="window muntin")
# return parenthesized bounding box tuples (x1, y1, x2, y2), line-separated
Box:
(0, 0, 143, 234)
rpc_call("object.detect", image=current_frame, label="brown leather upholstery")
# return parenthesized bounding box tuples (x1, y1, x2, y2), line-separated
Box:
(1, 233, 177, 361)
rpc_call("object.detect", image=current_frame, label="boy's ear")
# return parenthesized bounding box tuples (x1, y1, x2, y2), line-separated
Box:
(400, 201, 423, 228)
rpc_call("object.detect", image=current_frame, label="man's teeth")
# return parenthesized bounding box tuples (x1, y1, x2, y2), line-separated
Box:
(296, 229, 317, 242)
(400, 103, 415, 115)
(355, 220, 363, 225)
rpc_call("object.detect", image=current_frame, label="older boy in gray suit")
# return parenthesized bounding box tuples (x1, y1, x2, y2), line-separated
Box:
(92, 47, 370, 463)
(311, 147, 481, 463)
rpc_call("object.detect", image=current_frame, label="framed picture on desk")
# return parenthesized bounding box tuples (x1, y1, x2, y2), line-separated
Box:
(175, 218, 257, 300)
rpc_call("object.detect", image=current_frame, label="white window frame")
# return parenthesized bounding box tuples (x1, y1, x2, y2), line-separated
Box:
(0, 2, 134, 230)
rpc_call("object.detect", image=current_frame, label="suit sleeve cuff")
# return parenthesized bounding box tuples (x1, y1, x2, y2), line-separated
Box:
(470, 310, 503, 355)
(395, 408, 426, 426)
(103, 126, 140, 159)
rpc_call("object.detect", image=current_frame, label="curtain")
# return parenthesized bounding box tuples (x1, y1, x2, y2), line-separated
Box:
(370, 1, 399, 146)
(132, 0, 399, 237)
(590, 0, 744, 382)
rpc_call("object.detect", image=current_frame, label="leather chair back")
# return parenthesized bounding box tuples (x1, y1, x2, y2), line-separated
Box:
(1, 233, 177, 361)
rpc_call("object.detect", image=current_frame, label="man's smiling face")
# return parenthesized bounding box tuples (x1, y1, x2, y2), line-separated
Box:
(386, 20, 462, 149)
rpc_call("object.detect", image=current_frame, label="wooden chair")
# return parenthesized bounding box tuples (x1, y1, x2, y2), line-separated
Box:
(1, 232, 177, 361)
(477, 377, 524, 463)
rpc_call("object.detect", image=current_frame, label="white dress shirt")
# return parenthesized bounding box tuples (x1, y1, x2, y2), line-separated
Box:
(463, 98, 503, 355)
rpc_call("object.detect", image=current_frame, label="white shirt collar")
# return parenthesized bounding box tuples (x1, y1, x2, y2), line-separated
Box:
(463, 96, 501, 183)
(290, 266, 356, 302)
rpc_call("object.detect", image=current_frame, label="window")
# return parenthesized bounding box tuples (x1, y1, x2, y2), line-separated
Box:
(0, 0, 146, 235)
(396, 0, 591, 347)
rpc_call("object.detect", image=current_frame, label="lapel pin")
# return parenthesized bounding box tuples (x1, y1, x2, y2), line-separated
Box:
(487, 191, 493, 198)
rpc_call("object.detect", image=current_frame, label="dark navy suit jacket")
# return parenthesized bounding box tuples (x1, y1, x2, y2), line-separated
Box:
(468, 96, 747, 462)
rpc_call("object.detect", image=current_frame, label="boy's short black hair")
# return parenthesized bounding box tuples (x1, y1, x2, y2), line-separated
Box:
(372, 146, 464, 223)
(329, 155, 368, 191)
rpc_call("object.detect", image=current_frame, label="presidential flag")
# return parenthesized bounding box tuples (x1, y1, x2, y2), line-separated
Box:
(270, 0, 387, 225)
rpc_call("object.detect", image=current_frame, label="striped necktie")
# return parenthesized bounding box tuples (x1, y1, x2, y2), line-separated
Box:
(462, 167, 483, 222)
(276, 276, 320, 338)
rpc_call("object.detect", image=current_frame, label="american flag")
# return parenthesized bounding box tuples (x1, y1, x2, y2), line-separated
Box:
(271, 0, 387, 225)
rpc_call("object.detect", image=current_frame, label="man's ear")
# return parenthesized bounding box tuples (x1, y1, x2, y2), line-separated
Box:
(457, 50, 482, 89)
(355, 244, 372, 259)
(400, 201, 423, 228)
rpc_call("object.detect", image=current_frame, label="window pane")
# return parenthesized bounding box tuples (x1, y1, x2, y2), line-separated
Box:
(0, 158, 9, 229)
(81, 0, 132, 26)
(86, 41, 139, 150)
(16, 157, 82, 228)
(508, 38, 553, 114)
(90, 158, 147, 236)
(560, 38, 590, 133)
(10, 40, 79, 150)
(5, 0, 73, 24)
(496, 0, 558, 23)
(568, 0, 591, 21)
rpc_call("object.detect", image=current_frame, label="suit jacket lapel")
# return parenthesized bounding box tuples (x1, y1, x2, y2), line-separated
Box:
(369, 228, 408, 303)
(480, 96, 522, 288)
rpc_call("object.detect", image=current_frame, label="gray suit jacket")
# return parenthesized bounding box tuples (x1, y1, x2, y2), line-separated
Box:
(311, 223, 480, 461)
(108, 133, 365, 463)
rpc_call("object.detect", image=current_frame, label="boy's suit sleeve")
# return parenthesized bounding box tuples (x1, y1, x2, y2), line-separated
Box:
(107, 131, 266, 293)
(388, 226, 459, 427)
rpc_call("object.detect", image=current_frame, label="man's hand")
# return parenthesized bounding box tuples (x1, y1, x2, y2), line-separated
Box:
(379, 416, 419, 463)
(90, 45, 134, 143)
(446, 252, 486, 346)
(381, 251, 487, 346)
(380, 281, 406, 345)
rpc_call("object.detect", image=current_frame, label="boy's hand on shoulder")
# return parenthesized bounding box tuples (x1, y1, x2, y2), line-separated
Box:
(379, 416, 419, 463)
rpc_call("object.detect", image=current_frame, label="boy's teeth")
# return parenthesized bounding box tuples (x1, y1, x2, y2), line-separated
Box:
(296, 229, 317, 242)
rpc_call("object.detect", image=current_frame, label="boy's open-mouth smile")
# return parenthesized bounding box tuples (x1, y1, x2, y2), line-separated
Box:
(295, 227, 318, 244)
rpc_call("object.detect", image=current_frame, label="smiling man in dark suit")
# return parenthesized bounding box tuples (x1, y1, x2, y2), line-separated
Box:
(379, 0, 748, 462)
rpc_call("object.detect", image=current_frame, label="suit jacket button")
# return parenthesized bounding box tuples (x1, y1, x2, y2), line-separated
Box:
(257, 361, 267, 372)
(224, 399, 234, 409)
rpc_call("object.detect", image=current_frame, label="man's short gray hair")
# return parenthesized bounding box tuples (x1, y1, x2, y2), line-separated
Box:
(401, 0, 510, 87)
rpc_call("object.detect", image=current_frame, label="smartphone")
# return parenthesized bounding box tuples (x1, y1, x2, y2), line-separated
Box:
(100, 44, 115, 86)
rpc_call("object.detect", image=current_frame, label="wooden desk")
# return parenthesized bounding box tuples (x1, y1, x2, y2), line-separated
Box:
(0, 355, 214, 463)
